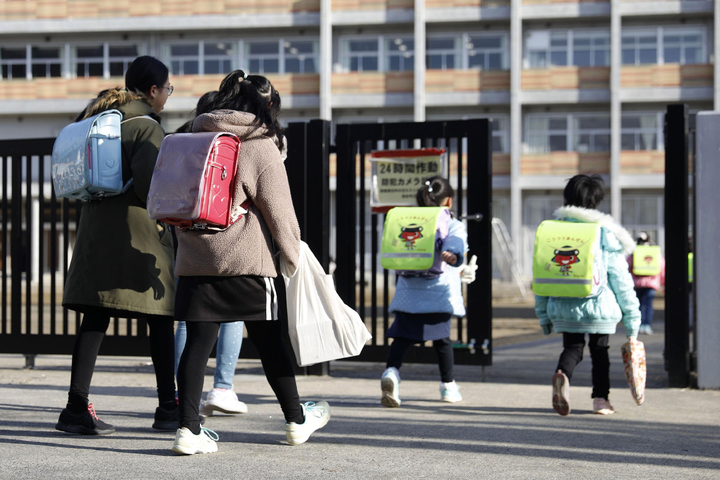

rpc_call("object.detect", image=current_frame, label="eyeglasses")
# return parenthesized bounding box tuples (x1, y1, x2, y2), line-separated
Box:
(158, 85, 174, 96)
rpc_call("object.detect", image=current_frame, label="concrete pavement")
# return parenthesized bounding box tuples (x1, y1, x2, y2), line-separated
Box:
(0, 323, 718, 479)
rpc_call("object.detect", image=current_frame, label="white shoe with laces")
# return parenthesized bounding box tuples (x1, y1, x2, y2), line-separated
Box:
(200, 388, 248, 416)
(172, 427, 219, 455)
(440, 381, 462, 403)
(381, 367, 401, 407)
(285, 401, 331, 446)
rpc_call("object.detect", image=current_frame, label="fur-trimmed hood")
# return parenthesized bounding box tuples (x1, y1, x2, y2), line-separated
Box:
(553, 205, 636, 255)
(78, 88, 146, 121)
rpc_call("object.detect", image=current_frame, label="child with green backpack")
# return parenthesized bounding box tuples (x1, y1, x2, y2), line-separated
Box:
(533, 174, 641, 416)
(380, 176, 469, 407)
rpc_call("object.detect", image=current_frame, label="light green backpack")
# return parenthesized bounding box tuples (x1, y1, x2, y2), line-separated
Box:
(632, 245, 662, 276)
(531, 220, 606, 298)
(380, 206, 447, 272)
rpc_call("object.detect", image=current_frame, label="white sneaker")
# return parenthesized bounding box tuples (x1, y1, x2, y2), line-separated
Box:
(171, 427, 219, 455)
(200, 388, 248, 416)
(440, 381, 462, 403)
(381, 367, 401, 408)
(285, 401, 331, 446)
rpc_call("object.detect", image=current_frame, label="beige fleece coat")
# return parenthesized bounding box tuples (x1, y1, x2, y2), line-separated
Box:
(173, 110, 300, 277)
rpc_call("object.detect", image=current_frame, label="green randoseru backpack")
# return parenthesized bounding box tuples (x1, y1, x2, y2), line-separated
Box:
(532, 220, 606, 298)
(380, 206, 447, 272)
(632, 245, 662, 276)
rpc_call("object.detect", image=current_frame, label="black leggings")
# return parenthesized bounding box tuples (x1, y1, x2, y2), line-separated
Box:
(556, 333, 610, 400)
(177, 320, 303, 434)
(386, 337, 455, 383)
(67, 312, 176, 412)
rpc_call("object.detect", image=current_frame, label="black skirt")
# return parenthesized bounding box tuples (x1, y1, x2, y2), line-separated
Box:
(175, 275, 278, 322)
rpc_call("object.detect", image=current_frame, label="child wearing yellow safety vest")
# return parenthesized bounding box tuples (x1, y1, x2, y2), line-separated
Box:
(381, 176, 474, 407)
(626, 232, 665, 335)
(535, 174, 641, 416)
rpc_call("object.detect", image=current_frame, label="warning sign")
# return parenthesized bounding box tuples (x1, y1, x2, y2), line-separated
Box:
(370, 148, 447, 212)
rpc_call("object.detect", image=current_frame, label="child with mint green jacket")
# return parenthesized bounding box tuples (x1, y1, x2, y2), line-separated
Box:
(535, 174, 641, 417)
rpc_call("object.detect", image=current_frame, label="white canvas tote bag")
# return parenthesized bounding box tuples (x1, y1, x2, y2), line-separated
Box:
(280, 241, 372, 366)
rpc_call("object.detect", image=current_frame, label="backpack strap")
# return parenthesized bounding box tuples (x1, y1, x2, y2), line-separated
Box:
(118, 115, 160, 194)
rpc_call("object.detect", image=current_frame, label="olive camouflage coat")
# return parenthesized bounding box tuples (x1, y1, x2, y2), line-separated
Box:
(63, 98, 175, 318)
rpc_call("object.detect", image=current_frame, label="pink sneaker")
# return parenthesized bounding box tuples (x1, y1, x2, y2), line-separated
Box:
(593, 398, 615, 415)
(552, 370, 570, 416)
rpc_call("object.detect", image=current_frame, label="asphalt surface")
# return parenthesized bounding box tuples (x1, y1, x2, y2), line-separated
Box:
(0, 322, 718, 479)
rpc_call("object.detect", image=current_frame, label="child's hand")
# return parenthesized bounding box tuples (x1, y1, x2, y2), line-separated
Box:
(442, 251, 458, 265)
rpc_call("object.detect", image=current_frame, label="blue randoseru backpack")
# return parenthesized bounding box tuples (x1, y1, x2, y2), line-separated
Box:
(51, 110, 153, 200)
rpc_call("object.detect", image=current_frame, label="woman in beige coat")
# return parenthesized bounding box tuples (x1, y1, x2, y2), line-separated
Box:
(171, 70, 330, 455)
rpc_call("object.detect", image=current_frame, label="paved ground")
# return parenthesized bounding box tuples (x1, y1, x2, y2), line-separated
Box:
(0, 320, 718, 479)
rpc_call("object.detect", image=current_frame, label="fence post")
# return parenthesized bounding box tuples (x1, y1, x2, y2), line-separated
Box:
(335, 124, 356, 309)
(466, 119, 493, 366)
(285, 121, 332, 376)
(664, 104, 691, 388)
(11, 156, 22, 336)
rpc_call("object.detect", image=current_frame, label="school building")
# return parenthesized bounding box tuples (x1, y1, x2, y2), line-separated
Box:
(0, 0, 713, 275)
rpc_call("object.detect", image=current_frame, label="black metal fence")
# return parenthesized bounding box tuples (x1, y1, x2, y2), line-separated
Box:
(0, 121, 331, 368)
(335, 119, 493, 366)
(664, 105, 693, 388)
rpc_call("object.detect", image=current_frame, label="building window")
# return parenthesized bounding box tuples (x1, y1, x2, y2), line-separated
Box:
(204, 42, 234, 75)
(1, 47, 27, 80)
(526, 30, 610, 68)
(525, 116, 569, 153)
(386, 37, 414, 72)
(284, 40, 318, 74)
(343, 38, 380, 72)
(622, 113, 661, 151)
(492, 118, 508, 153)
(622, 195, 663, 251)
(574, 116, 611, 153)
(622, 32, 657, 65)
(526, 31, 569, 68)
(427, 36, 460, 70)
(623, 27, 705, 66)
(109, 45, 139, 77)
(31, 46, 63, 78)
(75, 46, 104, 78)
(573, 32, 610, 67)
(169, 44, 200, 75)
(663, 31, 703, 65)
(467, 34, 506, 70)
(247, 41, 280, 74)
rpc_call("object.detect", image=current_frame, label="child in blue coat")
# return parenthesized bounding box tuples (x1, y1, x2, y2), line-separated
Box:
(381, 176, 468, 407)
(535, 174, 641, 416)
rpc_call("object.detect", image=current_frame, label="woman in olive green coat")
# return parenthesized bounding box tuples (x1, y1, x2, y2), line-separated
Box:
(56, 56, 177, 436)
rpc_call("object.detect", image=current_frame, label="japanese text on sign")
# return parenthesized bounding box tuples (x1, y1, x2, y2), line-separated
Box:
(370, 149, 447, 208)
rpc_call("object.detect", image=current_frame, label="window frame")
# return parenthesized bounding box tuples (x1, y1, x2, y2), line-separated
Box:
(524, 28, 610, 69)
(0, 44, 31, 80)
(339, 35, 382, 73)
(425, 34, 462, 71)
(620, 111, 664, 151)
(30, 44, 65, 79)
(384, 36, 415, 72)
(282, 38, 320, 74)
(622, 25, 707, 66)
(465, 31, 509, 71)
(523, 112, 612, 154)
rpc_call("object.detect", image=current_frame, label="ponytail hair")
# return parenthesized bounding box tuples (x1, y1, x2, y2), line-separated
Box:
(416, 176, 455, 207)
(205, 70, 285, 152)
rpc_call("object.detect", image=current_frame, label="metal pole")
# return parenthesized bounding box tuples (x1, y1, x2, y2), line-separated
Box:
(320, 0, 332, 121)
(466, 119, 493, 366)
(664, 104, 690, 388)
(414, 0, 426, 123)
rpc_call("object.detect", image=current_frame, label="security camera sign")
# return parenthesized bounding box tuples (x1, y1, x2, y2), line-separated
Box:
(370, 148, 447, 212)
